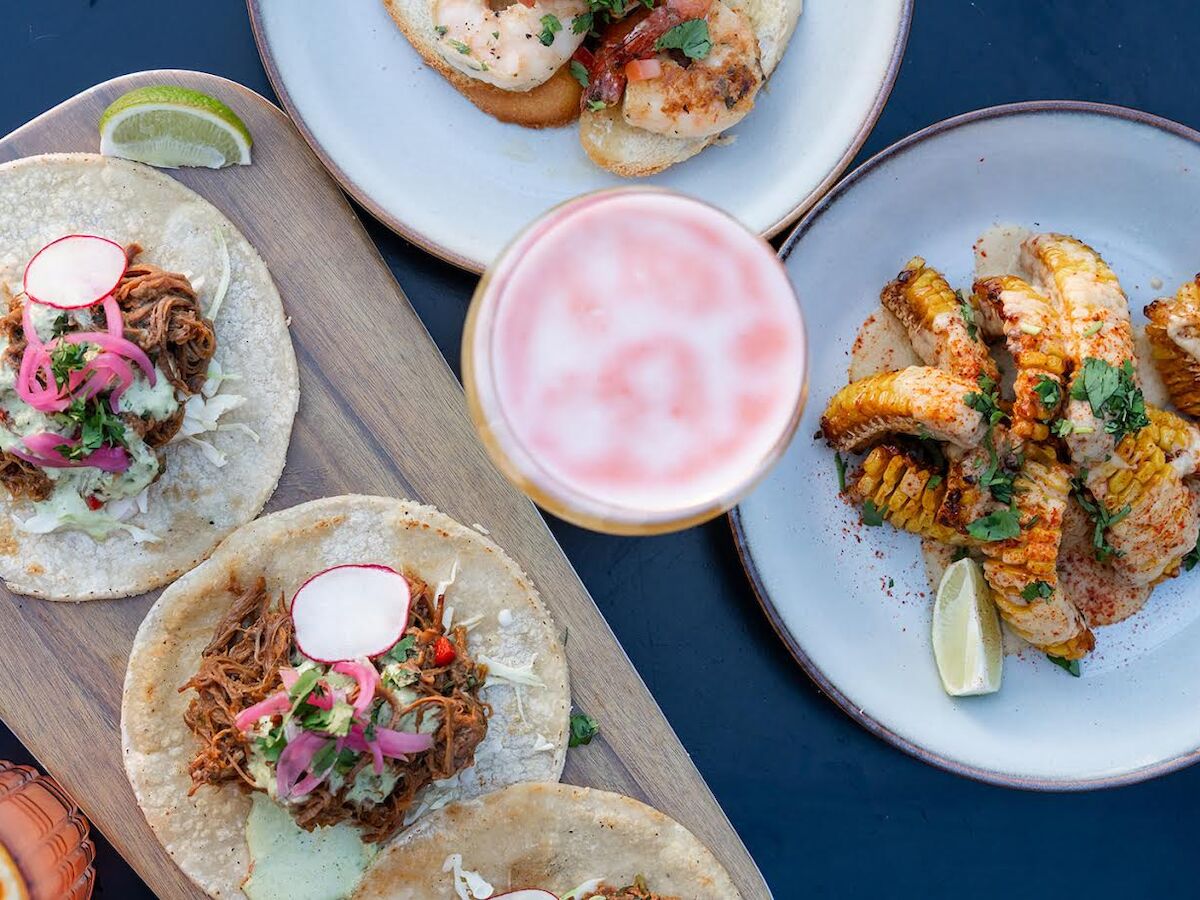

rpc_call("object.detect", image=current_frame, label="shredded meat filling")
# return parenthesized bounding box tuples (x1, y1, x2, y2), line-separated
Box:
(595, 880, 677, 900)
(0, 451, 52, 501)
(182, 574, 490, 844)
(109, 242, 216, 395)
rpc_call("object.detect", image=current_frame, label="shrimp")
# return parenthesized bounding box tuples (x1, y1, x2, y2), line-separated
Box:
(583, 0, 762, 138)
(431, 0, 588, 91)
(622, 1, 762, 137)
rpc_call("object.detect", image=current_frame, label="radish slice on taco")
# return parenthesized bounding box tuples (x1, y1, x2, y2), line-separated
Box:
(122, 496, 569, 900)
(351, 782, 742, 899)
(0, 153, 297, 600)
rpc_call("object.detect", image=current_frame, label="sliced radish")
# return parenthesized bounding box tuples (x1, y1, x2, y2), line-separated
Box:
(290, 564, 411, 663)
(23, 234, 127, 310)
(493, 892, 559, 900)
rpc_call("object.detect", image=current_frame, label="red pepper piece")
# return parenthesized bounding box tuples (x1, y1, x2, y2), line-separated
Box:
(85, 496, 103, 511)
(433, 636, 456, 667)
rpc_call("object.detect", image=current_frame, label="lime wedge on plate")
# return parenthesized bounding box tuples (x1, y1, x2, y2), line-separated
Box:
(98, 86, 252, 168)
(932, 558, 1003, 696)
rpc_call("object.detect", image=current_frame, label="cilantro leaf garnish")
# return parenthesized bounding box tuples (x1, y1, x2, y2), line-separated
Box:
(1069, 358, 1148, 441)
(287, 667, 322, 704)
(1047, 654, 1081, 677)
(965, 374, 1007, 428)
(538, 14, 562, 46)
(655, 19, 712, 60)
(966, 507, 1021, 542)
(49, 341, 88, 390)
(1184, 535, 1200, 572)
(1051, 418, 1075, 437)
(256, 723, 287, 763)
(586, 99, 607, 112)
(1070, 475, 1130, 563)
(861, 499, 886, 527)
(569, 712, 599, 747)
(449, 39, 471, 54)
(956, 290, 979, 341)
(569, 59, 589, 88)
(834, 452, 847, 492)
(58, 398, 127, 459)
(380, 635, 416, 665)
(1020, 580, 1054, 602)
(1033, 375, 1061, 411)
(927, 474, 943, 489)
(309, 740, 339, 775)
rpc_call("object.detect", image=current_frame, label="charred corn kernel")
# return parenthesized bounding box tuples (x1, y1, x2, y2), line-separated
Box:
(935, 451, 987, 533)
(1145, 277, 1200, 416)
(819, 367, 987, 453)
(980, 444, 1095, 659)
(973, 275, 1069, 443)
(850, 445, 969, 545)
(1090, 423, 1200, 586)
(1146, 405, 1200, 476)
(880, 258, 999, 384)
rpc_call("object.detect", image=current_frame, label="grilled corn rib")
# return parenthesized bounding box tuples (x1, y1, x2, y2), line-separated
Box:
(880, 257, 999, 384)
(973, 275, 1068, 442)
(980, 445, 1095, 659)
(1147, 405, 1200, 477)
(1021, 233, 1136, 462)
(1086, 425, 1200, 586)
(1144, 276, 1200, 416)
(820, 367, 987, 453)
(849, 445, 971, 545)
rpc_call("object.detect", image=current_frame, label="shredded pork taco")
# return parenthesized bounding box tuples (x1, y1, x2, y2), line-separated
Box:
(0, 153, 297, 600)
(352, 782, 742, 900)
(122, 496, 569, 899)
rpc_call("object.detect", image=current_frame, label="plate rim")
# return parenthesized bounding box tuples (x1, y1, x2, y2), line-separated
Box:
(246, 0, 915, 274)
(732, 98, 1200, 792)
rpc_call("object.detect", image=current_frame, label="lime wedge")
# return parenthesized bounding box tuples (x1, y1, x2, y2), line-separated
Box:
(98, 86, 252, 169)
(931, 558, 1003, 696)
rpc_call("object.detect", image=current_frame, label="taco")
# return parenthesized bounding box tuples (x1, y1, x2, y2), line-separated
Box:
(122, 495, 570, 899)
(352, 781, 742, 899)
(0, 153, 297, 600)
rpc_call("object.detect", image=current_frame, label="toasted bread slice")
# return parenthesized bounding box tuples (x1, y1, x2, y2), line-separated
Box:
(383, 0, 582, 127)
(580, 0, 804, 175)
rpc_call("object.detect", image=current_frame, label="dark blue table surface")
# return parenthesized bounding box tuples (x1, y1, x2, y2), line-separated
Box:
(4, 1, 1199, 897)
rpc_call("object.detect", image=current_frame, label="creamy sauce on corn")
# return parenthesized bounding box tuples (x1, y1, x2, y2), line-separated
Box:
(852, 232, 1165, 640)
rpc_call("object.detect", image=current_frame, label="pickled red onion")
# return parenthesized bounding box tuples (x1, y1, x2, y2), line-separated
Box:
(234, 690, 291, 732)
(290, 738, 345, 798)
(101, 295, 123, 338)
(276, 730, 327, 800)
(373, 726, 434, 757)
(332, 659, 380, 716)
(11, 435, 129, 472)
(347, 724, 386, 775)
(63, 332, 154, 382)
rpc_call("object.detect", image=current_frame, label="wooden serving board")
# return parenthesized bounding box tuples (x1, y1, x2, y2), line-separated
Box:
(0, 71, 768, 899)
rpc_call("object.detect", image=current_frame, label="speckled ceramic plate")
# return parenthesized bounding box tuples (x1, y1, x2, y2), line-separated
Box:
(732, 102, 1200, 790)
(248, 0, 911, 272)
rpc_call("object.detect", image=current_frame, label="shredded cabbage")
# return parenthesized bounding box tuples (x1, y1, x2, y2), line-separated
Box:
(560, 879, 605, 900)
(442, 853, 494, 900)
(206, 227, 232, 322)
(172, 360, 258, 467)
(532, 733, 556, 753)
(18, 490, 159, 543)
(478, 654, 546, 688)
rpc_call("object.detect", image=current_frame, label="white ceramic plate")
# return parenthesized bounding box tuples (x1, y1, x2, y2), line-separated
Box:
(248, 0, 911, 272)
(731, 102, 1200, 789)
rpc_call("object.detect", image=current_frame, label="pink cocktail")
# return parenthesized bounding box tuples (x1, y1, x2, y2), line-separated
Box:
(464, 189, 807, 534)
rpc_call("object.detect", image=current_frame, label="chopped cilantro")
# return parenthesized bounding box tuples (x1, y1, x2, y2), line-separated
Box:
(1184, 535, 1200, 572)
(916, 424, 934, 440)
(1069, 358, 1148, 441)
(288, 667, 322, 704)
(309, 740, 339, 775)
(1033, 375, 1061, 411)
(927, 474, 943, 489)
(586, 99, 607, 112)
(965, 374, 1007, 428)
(50, 314, 69, 339)
(49, 341, 88, 389)
(1070, 475, 1130, 563)
(58, 398, 126, 459)
(861, 500, 886, 527)
(1082, 320, 1104, 337)
(449, 39, 471, 54)
(569, 712, 599, 747)
(956, 290, 979, 341)
(434, 24, 447, 36)
(834, 452, 847, 491)
(256, 724, 287, 763)
(1051, 418, 1075, 437)
(333, 748, 360, 775)
(572, 0, 628, 34)
(966, 507, 1021, 542)
(570, 59, 589, 88)
(380, 635, 416, 665)
(655, 19, 712, 60)
(1047, 654, 1081, 677)
(538, 14, 562, 46)
(1020, 580, 1054, 602)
